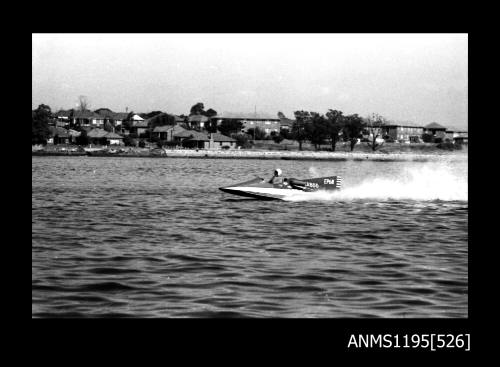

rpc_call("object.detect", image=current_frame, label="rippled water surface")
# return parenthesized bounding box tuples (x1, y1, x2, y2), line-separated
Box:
(32, 156, 468, 317)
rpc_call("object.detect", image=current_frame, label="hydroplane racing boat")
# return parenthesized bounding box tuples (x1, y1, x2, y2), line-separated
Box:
(219, 169, 342, 200)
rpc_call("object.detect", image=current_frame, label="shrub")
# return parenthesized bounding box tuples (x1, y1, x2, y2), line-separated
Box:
(234, 133, 252, 148)
(75, 131, 89, 146)
(421, 133, 433, 143)
(279, 129, 292, 140)
(149, 135, 160, 144)
(138, 140, 146, 148)
(272, 134, 284, 144)
(164, 141, 179, 148)
(437, 141, 462, 150)
(123, 135, 135, 146)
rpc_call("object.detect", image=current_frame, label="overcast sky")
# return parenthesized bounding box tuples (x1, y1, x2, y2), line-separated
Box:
(32, 33, 468, 129)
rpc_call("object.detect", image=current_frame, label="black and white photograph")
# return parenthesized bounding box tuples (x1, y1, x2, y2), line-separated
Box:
(32, 33, 468, 324)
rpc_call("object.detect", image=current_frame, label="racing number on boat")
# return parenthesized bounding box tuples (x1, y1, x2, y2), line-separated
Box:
(305, 182, 319, 188)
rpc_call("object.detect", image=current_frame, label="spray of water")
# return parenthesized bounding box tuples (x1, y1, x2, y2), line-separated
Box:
(285, 164, 468, 202)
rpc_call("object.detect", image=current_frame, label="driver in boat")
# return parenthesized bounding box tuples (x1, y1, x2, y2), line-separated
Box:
(269, 168, 288, 186)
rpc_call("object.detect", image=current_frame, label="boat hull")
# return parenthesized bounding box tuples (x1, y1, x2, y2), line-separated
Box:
(219, 175, 342, 201)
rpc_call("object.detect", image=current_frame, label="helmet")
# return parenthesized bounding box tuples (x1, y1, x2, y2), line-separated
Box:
(274, 168, 282, 176)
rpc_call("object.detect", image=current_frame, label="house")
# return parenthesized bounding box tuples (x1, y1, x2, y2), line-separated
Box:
(445, 130, 455, 141)
(453, 131, 468, 144)
(129, 114, 144, 123)
(120, 114, 147, 135)
(94, 108, 129, 128)
(87, 129, 124, 145)
(47, 126, 70, 144)
(53, 110, 72, 128)
(174, 115, 186, 124)
(188, 115, 209, 130)
(152, 125, 187, 141)
(132, 119, 149, 136)
(174, 131, 236, 149)
(112, 112, 130, 127)
(105, 131, 124, 145)
(424, 122, 447, 141)
(87, 128, 109, 143)
(279, 117, 294, 131)
(209, 132, 237, 149)
(214, 112, 281, 135)
(71, 110, 106, 128)
(382, 123, 424, 143)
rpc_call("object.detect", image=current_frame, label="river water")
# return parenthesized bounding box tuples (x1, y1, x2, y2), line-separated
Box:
(32, 155, 468, 317)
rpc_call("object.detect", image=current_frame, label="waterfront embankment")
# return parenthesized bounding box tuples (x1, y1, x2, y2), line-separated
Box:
(32, 146, 467, 162)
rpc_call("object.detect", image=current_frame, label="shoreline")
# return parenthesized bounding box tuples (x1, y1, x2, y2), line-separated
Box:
(32, 149, 467, 162)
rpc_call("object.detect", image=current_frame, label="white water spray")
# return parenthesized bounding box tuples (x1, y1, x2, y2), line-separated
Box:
(286, 164, 467, 202)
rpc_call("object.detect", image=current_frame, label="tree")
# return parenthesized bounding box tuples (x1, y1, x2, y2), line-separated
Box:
(94, 108, 113, 116)
(246, 127, 266, 140)
(32, 104, 52, 145)
(342, 114, 364, 151)
(190, 102, 205, 115)
(365, 113, 387, 151)
(206, 108, 217, 118)
(122, 119, 134, 132)
(292, 111, 311, 150)
(141, 111, 164, 119)
(325, 109, 344, 151)
(280, 129, 292, 140)
(77, 95, 90, 111)
(219, 119, 243, 136)
(277, 111, 286, 119)
(305, 112, 328, 150)
(103, 120, 114, 132)
(148, 113, 176, 128)
(121, 112, 136, 133)
(205, 119, 218, 133)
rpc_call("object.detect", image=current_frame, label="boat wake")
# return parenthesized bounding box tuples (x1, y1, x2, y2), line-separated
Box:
(284, 165, 468, 202)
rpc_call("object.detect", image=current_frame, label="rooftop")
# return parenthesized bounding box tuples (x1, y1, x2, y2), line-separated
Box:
(175, 130, 208, 140)
(153, 125, 187, 133)
(87, 128, 109, 138)
(54, 109, 73, 118)
(73, 110, 104, 119)
(134, 120, 149, 128)
(48, 126, 70, 138)
(216, 112, 280, 121)
(384, 121, 423, 128)
(105, 132, 124, 139)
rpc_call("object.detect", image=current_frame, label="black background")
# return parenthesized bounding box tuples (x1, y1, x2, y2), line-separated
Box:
(26, 2, 480, 358)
